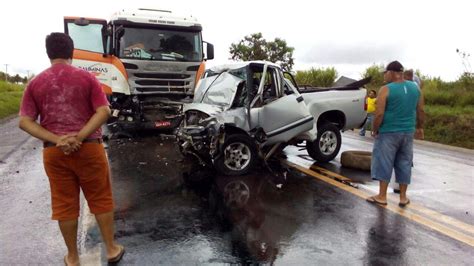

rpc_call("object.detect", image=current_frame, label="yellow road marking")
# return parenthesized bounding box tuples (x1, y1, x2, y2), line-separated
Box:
(309, 164, 474, 236)
(284, 160, 474, 247)
(310, 165, 353, 183)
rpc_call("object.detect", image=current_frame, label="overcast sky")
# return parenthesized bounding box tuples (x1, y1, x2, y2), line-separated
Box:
(1, 0, 473, 81)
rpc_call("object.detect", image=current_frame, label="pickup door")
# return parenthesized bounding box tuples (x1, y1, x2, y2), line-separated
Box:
(250, 66, 313, 145)
(64, 17, 129, 95)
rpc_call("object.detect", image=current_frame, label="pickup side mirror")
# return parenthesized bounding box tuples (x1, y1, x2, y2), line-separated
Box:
(204, 42, 214, 60)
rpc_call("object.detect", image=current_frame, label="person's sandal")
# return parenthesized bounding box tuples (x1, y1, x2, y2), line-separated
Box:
(108, 245, 125, 265)
(366, 196, 387, 206)
(399, 199, 411, 207)
(64, 255, 79, 266)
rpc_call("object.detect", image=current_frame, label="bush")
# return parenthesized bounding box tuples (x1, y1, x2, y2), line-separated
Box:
(424, 105, 474, 149)
(294, 67, 338, 87)
(422, 74, 474, 107)
(362, 64, 384, 89)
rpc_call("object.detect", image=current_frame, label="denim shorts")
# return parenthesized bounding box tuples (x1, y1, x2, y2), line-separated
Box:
(371, 132, 414, 184)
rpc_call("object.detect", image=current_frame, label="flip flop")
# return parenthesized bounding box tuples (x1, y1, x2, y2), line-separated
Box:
(108, 245, 125, 264)
(366, 196, 387, 206)
(399, 199, 411, 207)
(64, 255, 79, 266)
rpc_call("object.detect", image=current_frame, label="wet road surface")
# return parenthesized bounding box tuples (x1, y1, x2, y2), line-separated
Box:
(1, 118, 473, 265)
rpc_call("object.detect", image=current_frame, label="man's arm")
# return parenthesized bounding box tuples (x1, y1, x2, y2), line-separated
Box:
(415, 90, 425, 140)
(76, 105, 111, 142)
(371, 86, 388, 136)
(19, 116, 61, 144)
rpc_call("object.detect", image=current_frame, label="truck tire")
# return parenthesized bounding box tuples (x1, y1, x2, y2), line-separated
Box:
(340, 150, 372, 171)
(215, 134, 258, 176)
(307, 123, 341, 162)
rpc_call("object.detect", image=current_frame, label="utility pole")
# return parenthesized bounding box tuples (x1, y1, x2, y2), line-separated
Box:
(26, 70, 30, 80)
(4, 64, 8, 82)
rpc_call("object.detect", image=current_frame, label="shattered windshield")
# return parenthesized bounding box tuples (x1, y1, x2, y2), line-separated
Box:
(194, 69, 247, 107)
(118, 27, 202, 62)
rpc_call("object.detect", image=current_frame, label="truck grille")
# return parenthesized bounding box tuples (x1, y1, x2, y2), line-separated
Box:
(130, 72, 194, 94)
(136, 87, 193, 93)
(134, 73, 190, 79)
(135, 80, 190, 86)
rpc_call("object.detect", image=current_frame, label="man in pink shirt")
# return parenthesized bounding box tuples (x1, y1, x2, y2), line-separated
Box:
(19, 33, 124, 265)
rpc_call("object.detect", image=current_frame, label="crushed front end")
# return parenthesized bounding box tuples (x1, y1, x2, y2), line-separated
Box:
(177, 112, 223, 166)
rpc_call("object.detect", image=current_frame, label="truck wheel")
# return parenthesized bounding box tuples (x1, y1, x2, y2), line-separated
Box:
(215, 134, 257, 176)
(307, 123, 341, 162)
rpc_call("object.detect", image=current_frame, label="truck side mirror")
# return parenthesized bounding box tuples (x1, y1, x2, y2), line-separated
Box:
(204, 42, 214, 60)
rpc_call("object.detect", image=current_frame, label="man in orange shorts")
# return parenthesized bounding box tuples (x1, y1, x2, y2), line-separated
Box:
(19, 32, 124, 265)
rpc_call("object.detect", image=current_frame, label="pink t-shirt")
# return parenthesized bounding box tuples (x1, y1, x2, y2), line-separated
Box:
(20, 63, 109, 139)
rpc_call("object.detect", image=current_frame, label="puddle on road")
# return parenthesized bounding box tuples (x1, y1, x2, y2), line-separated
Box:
(182, 161, 313, 264)
(99, 134, 315, 264)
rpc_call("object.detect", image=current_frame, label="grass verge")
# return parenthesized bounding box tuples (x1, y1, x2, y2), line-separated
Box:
(424, 105, 474, 149)
(0, 81, 24, 120)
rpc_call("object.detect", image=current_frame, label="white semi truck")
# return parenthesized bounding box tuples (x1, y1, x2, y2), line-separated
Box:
(64, 8, 214, 131)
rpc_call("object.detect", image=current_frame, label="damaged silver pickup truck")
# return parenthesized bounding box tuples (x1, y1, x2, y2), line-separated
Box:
(177, 61, 367, 175)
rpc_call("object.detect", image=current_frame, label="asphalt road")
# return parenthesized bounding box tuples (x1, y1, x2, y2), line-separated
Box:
(1, 117, 473, 265)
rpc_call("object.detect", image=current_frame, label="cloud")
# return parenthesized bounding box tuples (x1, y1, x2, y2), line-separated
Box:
(297, 41, 406, 65)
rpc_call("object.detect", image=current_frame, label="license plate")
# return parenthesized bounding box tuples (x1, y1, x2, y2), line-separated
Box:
(155, 121, 171, 128)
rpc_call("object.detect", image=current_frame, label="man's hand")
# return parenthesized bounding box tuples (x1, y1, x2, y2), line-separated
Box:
(56, 135, 82, 155)
(415, 128, 424, 140)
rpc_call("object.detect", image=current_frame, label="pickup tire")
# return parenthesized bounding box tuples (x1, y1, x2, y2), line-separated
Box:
(340, 150, 372, 171)
(307, 123, 341, 162)
(215, 134, 258, 176)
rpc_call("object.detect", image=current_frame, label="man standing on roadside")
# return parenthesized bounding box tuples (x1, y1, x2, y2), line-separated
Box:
(366, 61, 425, 207)
(404, 69, 423, 89)
(19, 33, 124, 265)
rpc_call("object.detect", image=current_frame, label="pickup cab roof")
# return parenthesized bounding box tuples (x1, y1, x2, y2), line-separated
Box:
(208, 61, 281, 74)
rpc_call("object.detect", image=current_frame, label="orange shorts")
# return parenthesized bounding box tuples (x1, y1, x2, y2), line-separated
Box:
(43, 143, 114, 220)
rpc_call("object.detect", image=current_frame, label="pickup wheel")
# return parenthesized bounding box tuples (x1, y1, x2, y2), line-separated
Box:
(307, 123, 341, 162)
(215, 134, 257, 176)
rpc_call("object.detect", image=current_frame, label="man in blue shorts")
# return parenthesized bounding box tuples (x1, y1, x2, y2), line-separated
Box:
(367, 61, 425, 207)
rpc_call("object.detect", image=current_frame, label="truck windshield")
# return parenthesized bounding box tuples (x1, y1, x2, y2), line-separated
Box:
(118, 27, 202, 62)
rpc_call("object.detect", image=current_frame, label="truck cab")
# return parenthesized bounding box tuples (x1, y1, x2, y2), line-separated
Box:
(64, 8, 214, 131)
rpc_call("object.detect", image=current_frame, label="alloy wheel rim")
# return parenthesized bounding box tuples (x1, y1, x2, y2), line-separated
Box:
(319, 131, 337, 156)
(224, 143, 251, 171)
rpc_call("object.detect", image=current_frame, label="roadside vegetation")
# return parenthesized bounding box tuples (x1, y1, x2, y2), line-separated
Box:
(0, 80, 24, 120)
(293, 65, 473, 149)
(295, 67, 338, 87)
(362, 65, 474, 149)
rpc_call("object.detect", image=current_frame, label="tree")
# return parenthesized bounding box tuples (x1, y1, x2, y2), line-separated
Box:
(362, 64, 385, 89)
(229, 33, 295, 71)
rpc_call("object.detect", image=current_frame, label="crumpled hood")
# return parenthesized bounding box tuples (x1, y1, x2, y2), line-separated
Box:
(183, 102, 224, 116)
